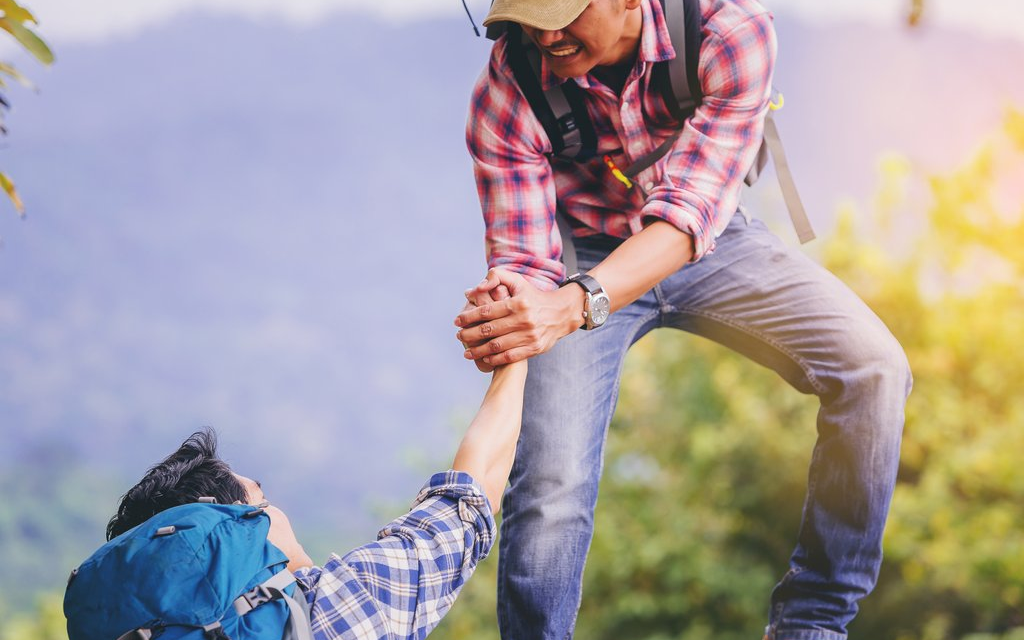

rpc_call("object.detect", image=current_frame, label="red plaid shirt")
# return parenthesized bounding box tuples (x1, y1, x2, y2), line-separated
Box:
(466, 0, 777, 290)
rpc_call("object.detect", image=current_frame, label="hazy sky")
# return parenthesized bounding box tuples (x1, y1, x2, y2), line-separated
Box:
(18, 0, 1024, 46)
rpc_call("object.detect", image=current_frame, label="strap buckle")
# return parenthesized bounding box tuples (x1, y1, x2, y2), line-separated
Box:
(237, 585, 275, 614)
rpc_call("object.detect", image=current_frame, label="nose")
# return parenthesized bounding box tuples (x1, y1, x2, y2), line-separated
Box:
(531, 27, 565, 47)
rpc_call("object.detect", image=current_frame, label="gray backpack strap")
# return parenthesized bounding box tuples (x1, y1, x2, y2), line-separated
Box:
(505, 24, 597, 162)
(555, 210, 578, 278)
(232, 568, 297, 615)
(621, 129, 683, 192)
(233, 569, 315, 640)
(116, 630, 152, 640)
(661, 0, 701, 111)
(279, 588, 313, 640)
(763, 113, 815, 243)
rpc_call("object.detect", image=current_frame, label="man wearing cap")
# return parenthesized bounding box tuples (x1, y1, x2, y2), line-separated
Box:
(453, 0, 912, 639)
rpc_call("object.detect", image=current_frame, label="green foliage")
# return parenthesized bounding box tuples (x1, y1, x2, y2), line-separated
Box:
(0, 445, 122, 626)
(431, 110, 1024, 640)
(5, 108, 1017, 640)
(0, 593, 66, 640)
(0, 0, 53, 218)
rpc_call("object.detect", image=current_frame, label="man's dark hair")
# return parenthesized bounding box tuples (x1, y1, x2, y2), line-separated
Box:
(106, 428, 247, 540)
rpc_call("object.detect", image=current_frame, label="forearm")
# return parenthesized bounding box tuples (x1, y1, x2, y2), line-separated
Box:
(456, 226, 695, 368)
(452, 361, 528, 512)
(588, 221, 695, 313)
(525, 222, 695, 333)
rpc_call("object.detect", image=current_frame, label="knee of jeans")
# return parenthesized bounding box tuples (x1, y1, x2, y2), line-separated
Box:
(825, 324, 913, 406)
(507, 433, 603, 529)
(510, 445, 601, 506)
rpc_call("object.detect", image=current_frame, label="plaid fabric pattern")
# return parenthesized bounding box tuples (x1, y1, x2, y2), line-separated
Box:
(467, 0, 777, 289)
(293, 471, 495, 640)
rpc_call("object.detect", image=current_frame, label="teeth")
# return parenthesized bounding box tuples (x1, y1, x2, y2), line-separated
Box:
(548, 46, 580, 57)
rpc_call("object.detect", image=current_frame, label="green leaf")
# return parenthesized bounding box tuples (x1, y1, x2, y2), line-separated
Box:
(0, 62, 35, 89)
(0, 171, 25, 217)
(0, 0, 37, 25)
(0, 17, 53, 65)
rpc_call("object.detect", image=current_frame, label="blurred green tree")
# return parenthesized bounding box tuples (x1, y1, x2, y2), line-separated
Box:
(0, 0, 53, 217)
(0, 594, 66, 640)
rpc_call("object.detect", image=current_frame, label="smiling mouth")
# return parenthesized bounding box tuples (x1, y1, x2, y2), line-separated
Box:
(546, 45, 582, 58)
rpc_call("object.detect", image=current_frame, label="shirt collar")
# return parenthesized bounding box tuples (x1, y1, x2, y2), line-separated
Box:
(536, 0, 676, 91)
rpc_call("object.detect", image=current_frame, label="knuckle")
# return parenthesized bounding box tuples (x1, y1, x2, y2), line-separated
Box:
(489, 340, 502, 353)
(480, 323, 493, 336)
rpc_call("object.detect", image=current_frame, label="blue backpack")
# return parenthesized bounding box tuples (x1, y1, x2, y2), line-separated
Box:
(64, 502, 314, 640)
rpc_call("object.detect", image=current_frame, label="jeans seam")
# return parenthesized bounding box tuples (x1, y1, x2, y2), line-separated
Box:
(670, 305, 830, 397)
(563, 306, 660, 638)
(769, 567, 806, 637)
(668, 305, 830, 608)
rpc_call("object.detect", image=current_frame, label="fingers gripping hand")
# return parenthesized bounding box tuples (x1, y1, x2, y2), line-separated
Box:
(457, 272, 512, 373)
(455, 269, 573, 367)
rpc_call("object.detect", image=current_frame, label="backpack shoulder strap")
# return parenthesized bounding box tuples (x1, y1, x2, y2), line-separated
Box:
(503, 23, 597, 162)
(653, 0, 703, 122)
(622, 0, 702, 181)
(234, 568, 315, 640)
(763, 112, 816, 243)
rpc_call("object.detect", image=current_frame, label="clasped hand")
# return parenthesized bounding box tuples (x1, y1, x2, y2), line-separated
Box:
(455, 269, 584, 372)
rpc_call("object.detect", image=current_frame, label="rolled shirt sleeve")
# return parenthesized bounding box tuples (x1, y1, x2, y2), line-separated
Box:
(641, 11, 777, 260)
(293, 471, 495, 640)
(466, 44, 565, 291)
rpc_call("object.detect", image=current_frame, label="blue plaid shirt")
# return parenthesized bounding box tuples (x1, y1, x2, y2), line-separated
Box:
(293, 471, 496, 639)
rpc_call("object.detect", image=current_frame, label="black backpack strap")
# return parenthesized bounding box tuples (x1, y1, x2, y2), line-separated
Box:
(619, 0, 703, 189)
(504, 23, 597, 162)
(652, 0, 703, 123)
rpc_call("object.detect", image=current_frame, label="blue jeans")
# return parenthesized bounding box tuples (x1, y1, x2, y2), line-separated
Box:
(496, 215, 912, 640)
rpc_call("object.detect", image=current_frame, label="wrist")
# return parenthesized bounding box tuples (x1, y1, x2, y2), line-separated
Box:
(555, 282, 587, 333)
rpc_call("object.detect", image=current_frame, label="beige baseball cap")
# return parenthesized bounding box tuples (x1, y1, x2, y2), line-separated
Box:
(482, 0, 590, 31)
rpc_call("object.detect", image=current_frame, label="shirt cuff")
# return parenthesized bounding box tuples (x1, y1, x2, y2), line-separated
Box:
(407, 470, 496, 556)
(411, 470, 488, 508)
(640, 198, 717, 262)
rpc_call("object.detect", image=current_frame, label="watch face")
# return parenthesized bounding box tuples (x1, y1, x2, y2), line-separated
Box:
(590, 294, 611, 326)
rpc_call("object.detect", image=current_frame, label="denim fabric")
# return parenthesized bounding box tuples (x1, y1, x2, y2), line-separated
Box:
(496, 215, 912, 640)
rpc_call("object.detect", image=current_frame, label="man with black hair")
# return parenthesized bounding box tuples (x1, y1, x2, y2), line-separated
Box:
(98, 361, 527, 639)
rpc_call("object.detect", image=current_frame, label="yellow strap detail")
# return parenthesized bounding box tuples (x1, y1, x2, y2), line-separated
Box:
(603, 155, 634, 189)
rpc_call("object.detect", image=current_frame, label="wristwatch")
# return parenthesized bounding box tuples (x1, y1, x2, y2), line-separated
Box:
(562, 273, 611, 330)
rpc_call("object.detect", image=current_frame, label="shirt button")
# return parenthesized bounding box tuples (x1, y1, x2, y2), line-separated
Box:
(645, 181, 656, 191)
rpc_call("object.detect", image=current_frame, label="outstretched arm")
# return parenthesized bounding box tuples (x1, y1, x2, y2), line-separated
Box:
(452, 361, 528, 513)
